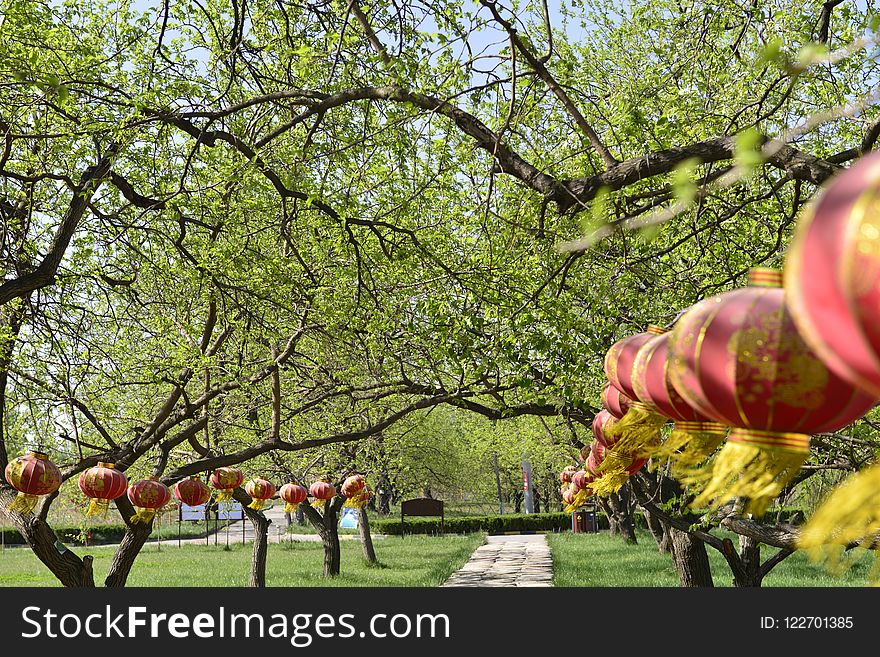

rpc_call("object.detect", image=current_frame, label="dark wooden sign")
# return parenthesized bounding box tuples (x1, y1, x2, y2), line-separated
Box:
(400, 497, 444, 534)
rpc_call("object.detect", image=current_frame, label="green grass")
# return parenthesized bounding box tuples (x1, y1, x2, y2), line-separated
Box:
(0, 534, 485, 587)
(548, 529, 877, 587)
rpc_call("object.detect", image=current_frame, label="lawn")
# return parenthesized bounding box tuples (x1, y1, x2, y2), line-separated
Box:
(0, 534, 485, 587)
(548, 529, 876, 587)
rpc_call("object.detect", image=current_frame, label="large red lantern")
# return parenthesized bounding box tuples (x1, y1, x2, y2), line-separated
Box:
(631, 328, 729, 473)
(4, 451, 62, 514)
(602, 381, 633, 420)
(279, 482, 309, 513)
(783, 152, 880, 553)
(244, 478, 276, 511)
(309, 477, 337, 509)
(78, 462, 128, 517)
(210, 467, 244, 503)
(604, 326, 671, 459)
(173, 477, 211, 507)
(586, 441, 605, 476)
(668, 268, 878, 515)
(127, 477, 171, 524)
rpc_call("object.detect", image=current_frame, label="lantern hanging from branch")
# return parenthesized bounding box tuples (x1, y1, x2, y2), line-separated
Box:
(604, 326, 671, 459)
(341, 474, 369, 508)
(601, 381, 633, 420)
(309, 477, 336, 509)
(565, 470, 595, 511)
(4, 451, 62, 514)
(173, 477, 211, 507)
(559, 465, 578, 484)
(244, 478, 276, 511)
(210, 467, 244, 503)
(668, 268, 878, 515)
(78, 462, 128, 518)
(782, 152, 880, 555)
(128, 477, 171, 524)
(631, 328, 729, 474)
(279, 482, 309, 514)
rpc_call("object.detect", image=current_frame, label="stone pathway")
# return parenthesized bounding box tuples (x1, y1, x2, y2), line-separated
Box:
(440, 534, 554, 587)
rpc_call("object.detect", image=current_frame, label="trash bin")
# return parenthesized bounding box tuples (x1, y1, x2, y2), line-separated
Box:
(583, 508, 597, 533)
(572, 510, 587, 533)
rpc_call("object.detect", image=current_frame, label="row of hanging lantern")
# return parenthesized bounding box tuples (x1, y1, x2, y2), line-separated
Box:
(5, 456, 371, 521)
(590, 152, 880, 526)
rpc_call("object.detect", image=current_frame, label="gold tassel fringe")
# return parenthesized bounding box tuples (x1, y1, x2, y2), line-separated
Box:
(650, 424, 728, 474)
(86, 498, 110, 518)
(215, 489, 234, 503)
(564, 487, 592, 512)
(607, 403, 667, 459)
(247, 498, 267, 511)
(311, 498, 327, 509)
(594, 449, 633, 480)
(283, 502, 300, 514)
(590, 470, 631, 497)
(8, 492, 39, 515)
(129, 508, 157, 524)
(690, 437, 809, 517)
(798, 464, 880, 577)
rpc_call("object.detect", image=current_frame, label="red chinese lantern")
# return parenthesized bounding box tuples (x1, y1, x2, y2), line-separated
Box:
(210, 467, 244, 503)
(592, 410, 618, 448)
(604, 326, 671, 459)
(602, 381, 633, 420)
(783, 153, 880, 553)
(173, 477, 211, 507)
(341, 474, 366, 497)
(78, 462, 128, 517)
(562, 487, 576, 507)
(342, 474, 370, 508)
(244, 478, 276, 511)
(127, 477, 171, 524)
(4, 451, 62, 514)
(559, 465, 578, 483)
(309, 477, 336, 509)
(668, 268, 878, 515)
(279, 482, 309, 513)
(631, 328, 729, 473)
(586, 441, 605, 476)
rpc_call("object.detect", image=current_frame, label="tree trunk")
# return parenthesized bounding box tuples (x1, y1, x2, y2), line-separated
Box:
(734, 535, 763, 587)
(607, 490, 637, 544)
(670, 527, 714, 587)
(302, 498, 342, 577)
(377, 476, 392, 515)
(358, 506, 378, 565)
(104, 502, 153, 587)
(1, 488, 95, 587)
(597, 498, 618, 535)
(236, 490, 270, 587)
(642, 506, 673, 553)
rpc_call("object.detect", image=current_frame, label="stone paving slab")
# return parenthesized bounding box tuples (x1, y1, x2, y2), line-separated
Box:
(440, 534, 553, 587)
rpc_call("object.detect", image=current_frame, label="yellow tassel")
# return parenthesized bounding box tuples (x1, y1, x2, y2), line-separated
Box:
(283, 502, 299, 514)
(569, 488, 591, 511)
(607, 403, 668, 459)
(247, 498, 266, 511)
(650, 422, 728, 473)
(86, 498, 110, 518)
(594, 449, 633, 480)
(590, 470, 631, 497)
(798, 463, 880, 578)
(690, 430, 810, 517)
(311, 498, 327, 509)
(129, 508, 157, 524)
(215, 489, 234, 503)
(8, 492, 39, 515)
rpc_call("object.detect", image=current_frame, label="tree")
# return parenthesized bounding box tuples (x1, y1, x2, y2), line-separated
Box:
(2, 0, 878, 588)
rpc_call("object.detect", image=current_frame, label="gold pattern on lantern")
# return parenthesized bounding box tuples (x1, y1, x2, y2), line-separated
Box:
(853, 191, 880, 298)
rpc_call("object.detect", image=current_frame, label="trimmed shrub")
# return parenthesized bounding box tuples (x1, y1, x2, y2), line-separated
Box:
(372, 512, 596, 535)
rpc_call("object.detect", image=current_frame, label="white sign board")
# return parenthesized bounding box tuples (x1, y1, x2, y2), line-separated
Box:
(216, 501, 243, 520)
(339, 507, 359, 529)
(180, 504, 206, 521)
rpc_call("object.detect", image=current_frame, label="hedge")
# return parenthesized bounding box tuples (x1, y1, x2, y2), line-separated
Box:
(0, 520, 226, 547)
(371, 512, 608, 535)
